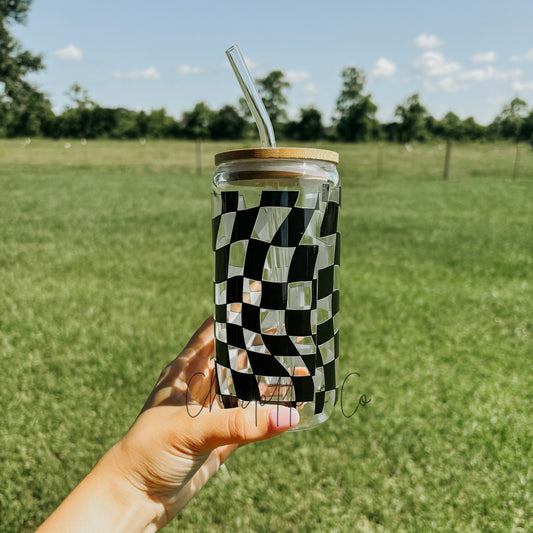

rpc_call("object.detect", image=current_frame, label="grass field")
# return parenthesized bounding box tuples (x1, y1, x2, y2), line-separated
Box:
(1, 139, 532, 532)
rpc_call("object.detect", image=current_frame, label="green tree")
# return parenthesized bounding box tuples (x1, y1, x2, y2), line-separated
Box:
(334, 67, 378, 142)
(491, 97, 528, 140)
(256, 70, 290, 134)
(110, 108, 139, 139)
(136, 110, 149, 137)
(285, 107, 324, 141)
(65, 83, 95, 109)
(394, 93, 429, 142)
(147, 108, 174, 138)
(336, 66, 365, 112)
(0, 0, 50, 136)
(89, 107, 120, 138)
(441, 111, 463, 140)
(181, 102, 214, 139)
(59, 83, 97, 137)
(461, 116, 486, 141)
(521, 110, 533, 144)
(3, 87, 54, 137)
(382, 121, 401, 142)
(209, 105, 247, 140)
(424, 115, 440, 138)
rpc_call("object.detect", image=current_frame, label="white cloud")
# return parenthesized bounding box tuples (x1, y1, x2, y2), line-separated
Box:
(112, 67, 160, 80)
(54, 44, 83, 61)
(177, 64, 206, 74)
(423, 64, 522, 93)
(472, 51, 496, 63)
(223, 55, 258, 70)
(512, 80, 533, 91)
(511, 48, 533, 62)
(287, 107, 299, 121)
(413, 51, 461, 77)
(413, 33, 443, 49)
(486, 96, 507, 106)
(412, 39, 523, 97)
(303, 82, 318, 95)
(284, 70, 311, 83)
(458, 66, 521, 82)
(370, 57, 397, 79)
(435, 77, 464, 92)
(424, 77, 466, 93)
(243, 56, 258, 69)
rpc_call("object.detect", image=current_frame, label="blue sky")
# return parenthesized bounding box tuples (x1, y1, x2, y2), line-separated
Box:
(12, 0, 533, 125)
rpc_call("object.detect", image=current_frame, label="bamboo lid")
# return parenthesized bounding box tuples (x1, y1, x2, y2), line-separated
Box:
(215, 147, 339, 166)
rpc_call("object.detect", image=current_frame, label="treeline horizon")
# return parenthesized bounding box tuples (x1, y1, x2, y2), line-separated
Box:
(2, 2, 533, 144)
(3, 81, 533, 144)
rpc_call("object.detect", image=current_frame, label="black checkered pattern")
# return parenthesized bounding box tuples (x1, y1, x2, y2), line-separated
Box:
(212, 184, 340, 414)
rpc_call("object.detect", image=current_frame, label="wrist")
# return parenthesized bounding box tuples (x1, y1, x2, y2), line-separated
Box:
(37, 445, 163, 533)
(91, 444, 164, 533)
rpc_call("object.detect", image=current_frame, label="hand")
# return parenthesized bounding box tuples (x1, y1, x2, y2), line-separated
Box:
(37, 316, 299, 533)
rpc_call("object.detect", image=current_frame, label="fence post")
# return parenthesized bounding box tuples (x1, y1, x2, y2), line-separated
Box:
(196, 139, 202, 175)
(443, 139, 452, 180)
(512, 142, 520, 180)
(377, 142, 383, 178)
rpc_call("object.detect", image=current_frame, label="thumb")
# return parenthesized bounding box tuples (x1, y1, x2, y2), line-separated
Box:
(191, 404, 300, 450)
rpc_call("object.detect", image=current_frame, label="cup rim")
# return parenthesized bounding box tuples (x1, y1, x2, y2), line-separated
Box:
(214, 147, 339, 166)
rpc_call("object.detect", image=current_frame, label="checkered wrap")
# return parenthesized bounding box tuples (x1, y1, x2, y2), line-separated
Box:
(212, 184, 340, 414)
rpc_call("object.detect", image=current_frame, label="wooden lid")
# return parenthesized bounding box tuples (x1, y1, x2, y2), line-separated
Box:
(215, 147, 339, 166)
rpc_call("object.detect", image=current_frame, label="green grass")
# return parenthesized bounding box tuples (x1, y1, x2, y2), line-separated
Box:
(1, 139, 532, 532)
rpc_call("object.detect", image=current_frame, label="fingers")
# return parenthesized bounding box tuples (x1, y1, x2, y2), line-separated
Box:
(181, 315, 215, 368)
(188, 405, 299, 451)
(178, 322, 216, 403)
(148, 316, 215, 408)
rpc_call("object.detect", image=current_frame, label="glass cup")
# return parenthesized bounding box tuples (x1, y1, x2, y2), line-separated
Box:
(211, 148, 340, 430)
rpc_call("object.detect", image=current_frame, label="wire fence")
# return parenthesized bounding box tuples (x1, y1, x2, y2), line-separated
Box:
(1, 138, 532, 181)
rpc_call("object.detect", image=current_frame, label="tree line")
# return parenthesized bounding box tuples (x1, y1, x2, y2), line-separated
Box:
(2, 1, 533, 143)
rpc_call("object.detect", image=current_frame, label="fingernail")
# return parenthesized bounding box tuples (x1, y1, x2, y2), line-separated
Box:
(269, 407, 299, 431)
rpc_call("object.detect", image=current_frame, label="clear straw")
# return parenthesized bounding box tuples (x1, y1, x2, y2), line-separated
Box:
(226, 45, 276, 148)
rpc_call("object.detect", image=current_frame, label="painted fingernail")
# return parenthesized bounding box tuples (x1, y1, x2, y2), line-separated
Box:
(269, 407, 299, 431)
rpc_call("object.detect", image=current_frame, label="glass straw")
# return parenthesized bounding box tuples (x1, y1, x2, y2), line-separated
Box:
(226, 45, 276, 148)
